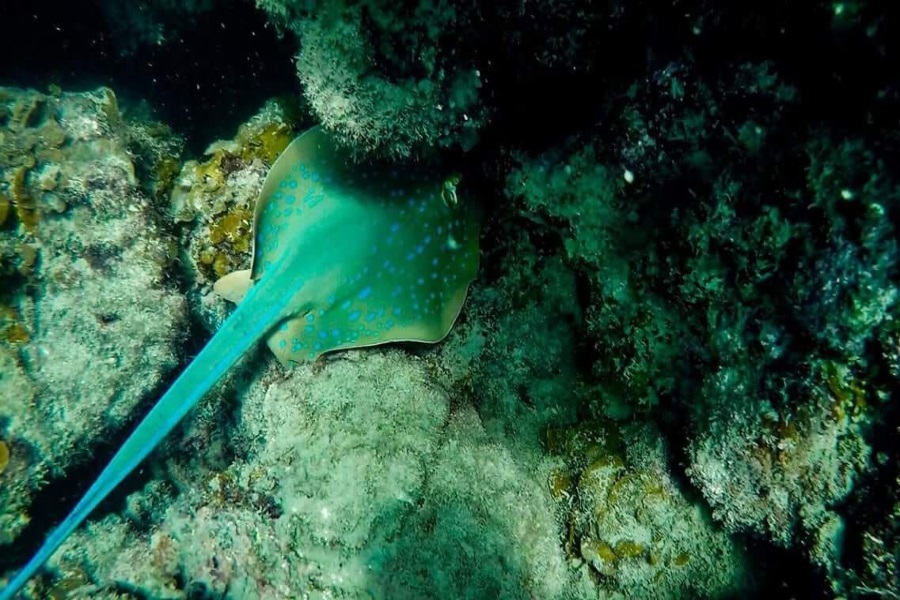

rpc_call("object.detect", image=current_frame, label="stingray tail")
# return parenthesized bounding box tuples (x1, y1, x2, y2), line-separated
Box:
(0, 272, 291, 600)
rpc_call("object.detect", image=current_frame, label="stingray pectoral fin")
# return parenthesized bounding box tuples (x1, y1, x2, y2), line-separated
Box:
(265, 233, 478, 367)
(0, 268, 292, 600)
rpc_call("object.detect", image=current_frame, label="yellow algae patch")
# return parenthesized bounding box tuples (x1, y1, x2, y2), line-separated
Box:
(0, 194, 9, 226)
(547, 469, 573, 499)
(0, 440, 9, 475)
(209, 207, 252, 251)
(614, 540, 646, 560)
(0, 305, 29, 343)
(238, 121, 294, 164)
(11, 166, 39, 231)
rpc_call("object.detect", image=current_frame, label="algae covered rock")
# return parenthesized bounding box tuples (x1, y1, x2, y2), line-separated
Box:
(166, 98, 306, 330)
(0, 86, 188, 545)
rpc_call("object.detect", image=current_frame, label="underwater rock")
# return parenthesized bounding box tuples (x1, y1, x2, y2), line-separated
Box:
(0, 86, 188, 545)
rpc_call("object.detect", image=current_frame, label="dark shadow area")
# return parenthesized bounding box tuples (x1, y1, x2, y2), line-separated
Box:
(0, 0, 300, 155)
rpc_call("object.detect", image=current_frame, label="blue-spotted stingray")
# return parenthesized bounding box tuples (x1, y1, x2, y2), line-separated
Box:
(0, 125, 479, 598)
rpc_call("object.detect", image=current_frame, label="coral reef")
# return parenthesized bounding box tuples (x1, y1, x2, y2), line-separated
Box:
(10, 128, 750, 597)
(255, 0, 614, 159)
(168, 98, 307, 329)
(286, 0, 487, 159)
(47, 352, 585, 599)
(548, 420, 746, 598)
(0, 86, 188, 545)
(504, 10, 898, 591)
(1, 0, 897, 598)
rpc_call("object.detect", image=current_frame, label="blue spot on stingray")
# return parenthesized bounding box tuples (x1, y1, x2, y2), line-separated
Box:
(279, 322, 289, 332)
(275, 191, 284, 200)
(306, 313, 315, 323)
(424, 235, 432, 244)
(417, 277, 425, 285)
(292, 339, 302, 352)
(305, 325, 314, 333)
(332, 329, 340, 337)
(279, 339, 287, 349)
(282, 209, 293, 217)
(393, 307, 402, 316)
(312, 173, 320, 182)
(385, 320, 394, 329)
(432, 257, 439, 266)
(289, 180, 298, 189)
(327, 294, 336, 304)
(305, 191, 324, 208)
(280, 181, 288, 188)
(314, 342, 321, 350)
(390, 222, 400, 232)
(416, 245, 425, 254)
(406, 253, 416, 261)
(358, 286, 372, 300)
(286, 195, 295, 205)
(319, 331, 328, 339)
(366, 312, 377, 323)
(341, 300, 352, 310)
(349, 310, 361, 321)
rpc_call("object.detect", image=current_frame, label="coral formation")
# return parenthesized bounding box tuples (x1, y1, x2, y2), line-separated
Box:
(48, 352, 586, 599)
(504, 20, 898, 591)
(0, 86, 188, 545)
(170, 101, 297, 288)
(255, 0, 612, 159)
(288, 1, 486, 159)
(548, 421, 746, 597)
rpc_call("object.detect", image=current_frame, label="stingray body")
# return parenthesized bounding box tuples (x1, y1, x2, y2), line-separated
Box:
(0, 126, 479, 598)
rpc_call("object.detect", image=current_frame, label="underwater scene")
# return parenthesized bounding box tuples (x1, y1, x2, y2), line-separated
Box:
(0, 0, 898, 598)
